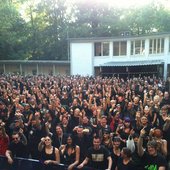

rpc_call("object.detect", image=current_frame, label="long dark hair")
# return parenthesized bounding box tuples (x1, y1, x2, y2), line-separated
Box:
(66, 134, 76, 149)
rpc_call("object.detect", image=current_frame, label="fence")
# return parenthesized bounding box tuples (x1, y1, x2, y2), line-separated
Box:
(0, 155, 97, 170)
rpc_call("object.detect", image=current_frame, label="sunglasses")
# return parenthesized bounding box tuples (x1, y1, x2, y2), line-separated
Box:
(12, 137, 19, 140)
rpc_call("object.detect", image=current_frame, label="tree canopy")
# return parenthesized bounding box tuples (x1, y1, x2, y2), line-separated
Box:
(0, 0, 170, 60)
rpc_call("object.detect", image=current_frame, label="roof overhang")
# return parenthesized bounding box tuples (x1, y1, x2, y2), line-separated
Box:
(100, 60, 164, 67)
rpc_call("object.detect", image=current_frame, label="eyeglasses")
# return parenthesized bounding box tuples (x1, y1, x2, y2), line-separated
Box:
(12, 137, 19, 140)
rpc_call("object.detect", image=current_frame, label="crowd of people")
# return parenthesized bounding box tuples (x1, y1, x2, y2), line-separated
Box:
(0, 74, 170, 170)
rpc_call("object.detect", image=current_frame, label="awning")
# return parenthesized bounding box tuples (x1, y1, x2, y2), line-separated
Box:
(100, 60, 164, 67)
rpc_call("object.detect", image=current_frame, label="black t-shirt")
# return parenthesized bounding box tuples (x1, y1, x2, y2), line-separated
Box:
(86, 145, 111, 170)
(117, 157, 136, 170)
(9, 142, 28, 158)
(141, 152, 167, 170)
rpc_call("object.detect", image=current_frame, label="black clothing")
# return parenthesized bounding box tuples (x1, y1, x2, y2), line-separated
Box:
(60, 146, 76, 166)
(141, 152, 167, 170)
(40, 147, 56, 162)
(74, 134, 92, 162)
(28, 125, 47, 159)
(117, 157, 136, 170)
(111, 151, 120, 170)
(8, 141, 28, 158)
(86, 145, 111, 170)
(52, 133, 67, 149)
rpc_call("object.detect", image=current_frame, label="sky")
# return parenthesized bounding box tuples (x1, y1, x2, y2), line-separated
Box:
(69, 0, 170, 9)
(19, 0, 170, 21)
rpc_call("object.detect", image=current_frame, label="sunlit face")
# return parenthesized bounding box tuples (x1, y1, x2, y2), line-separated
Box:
(144, 108, 150, 115)
(164, 92, 169, 99)
(141, 116, 148, 124)
(44, 137, 51, 146)
(133, 97, 139, 104)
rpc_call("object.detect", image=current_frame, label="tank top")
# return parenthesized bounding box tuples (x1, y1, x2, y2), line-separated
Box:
(41, 147, 56, 162)
(61, 146, 76, 165)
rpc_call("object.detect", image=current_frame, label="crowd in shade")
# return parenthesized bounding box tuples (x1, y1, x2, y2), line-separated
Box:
(0, 74, 170, 170)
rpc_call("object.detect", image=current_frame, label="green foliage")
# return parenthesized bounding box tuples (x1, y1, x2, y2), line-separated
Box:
(0, 0, 170, 60)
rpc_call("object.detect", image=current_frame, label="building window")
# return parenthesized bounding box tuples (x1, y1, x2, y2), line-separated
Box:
(131, 40, 145, 55)
(94, 42, 109, 56)
(149, 38, 164, 54)
(113, 41, 127, 56)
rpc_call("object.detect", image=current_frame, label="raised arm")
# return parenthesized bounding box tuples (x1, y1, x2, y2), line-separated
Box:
(137, 128, 145, 157)
(19, 129, 27, 146)
(38, 137, 45, 152)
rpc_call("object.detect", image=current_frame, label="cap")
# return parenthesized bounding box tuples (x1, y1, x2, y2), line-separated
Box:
(103, 128, 110, 134)
(61, 105, 69, 112)
(124, 117, 131, 122)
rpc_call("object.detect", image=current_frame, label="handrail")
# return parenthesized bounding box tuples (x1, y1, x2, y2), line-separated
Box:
(0, 155, 97, 170)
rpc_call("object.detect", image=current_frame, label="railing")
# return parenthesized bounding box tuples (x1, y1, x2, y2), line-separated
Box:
(0, 155, 97, 170)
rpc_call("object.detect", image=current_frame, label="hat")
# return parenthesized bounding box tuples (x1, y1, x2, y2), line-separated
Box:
(124, 117, 131, 122)
(113, 136, 121, 142)
(103, 128, 110, 134)
(147, 140, 157, 148)
(61, 105, 69, 112)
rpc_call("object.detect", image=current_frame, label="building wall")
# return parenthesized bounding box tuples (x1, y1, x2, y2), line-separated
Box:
(70, 33, 170, 79)
(0, 62, 70, 76)
(70, 43, 93, 76)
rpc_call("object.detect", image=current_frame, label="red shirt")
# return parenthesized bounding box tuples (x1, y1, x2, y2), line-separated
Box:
(0, 135, 9, 156)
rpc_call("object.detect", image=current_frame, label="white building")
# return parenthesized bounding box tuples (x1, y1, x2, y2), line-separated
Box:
(70, 32, 170, 79)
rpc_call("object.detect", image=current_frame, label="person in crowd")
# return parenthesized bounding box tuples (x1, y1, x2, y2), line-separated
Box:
(52, 124, 67, 148)
(0, 101, 8, 123)
(149, 128, 167, 157)
(98, 115, 111, 138)
(73, 125, 92, 162)
(160, 91, 170, 113)
(116, 147, 136, 170)
(101, 129, 112, 151)
(137, 128, 167, 170)
(60, 134, 80, 170)
(116, 117, 132, 146)
(111, 136, 121, 170)
(0, 120, 9, 156)
(5, 131, 28, 165)
(163, 116, 170, 169)
(0, 74, 170, 170)
(38, 135, 60, 169)
(77, 136, 112, 170)
(27, 115, 47, 159)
